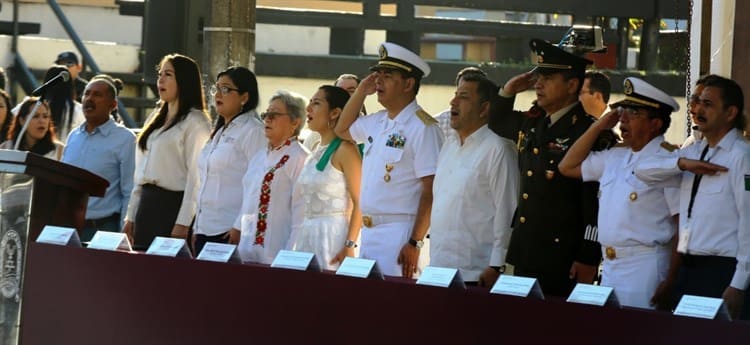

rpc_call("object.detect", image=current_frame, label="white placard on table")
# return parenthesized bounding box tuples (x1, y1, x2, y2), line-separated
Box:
(416, 266, 465, 289)
(196, 242, 242, 263)
(146, 236, 192, 258)
(566, 283, 620, 308)
(271, 250, 321, 272)
(36, 226, 81, 247)
(335, 257, 383, 279)
(87, 231, 132, 252)
(674, 294, 731, 320)
(490, 275, 544, 299)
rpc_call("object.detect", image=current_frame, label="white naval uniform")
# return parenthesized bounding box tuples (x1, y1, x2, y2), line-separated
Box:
(635, 129, 750, 292)
(581, 136, 680, 308)
(349, 100, 443, 276)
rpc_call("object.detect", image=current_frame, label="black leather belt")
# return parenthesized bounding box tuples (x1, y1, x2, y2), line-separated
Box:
(84, 213, 120, 228)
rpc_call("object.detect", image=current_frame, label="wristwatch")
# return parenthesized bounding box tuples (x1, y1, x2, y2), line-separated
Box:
(408, 238, 424, 249)
(344, 240, 358, 248)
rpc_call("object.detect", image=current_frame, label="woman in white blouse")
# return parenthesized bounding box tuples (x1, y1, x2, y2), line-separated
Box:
(123, 54, 211, 250)
(230, 90, 309, 264)
(191, 66, 267, 254)
(0, 97, 64, 160)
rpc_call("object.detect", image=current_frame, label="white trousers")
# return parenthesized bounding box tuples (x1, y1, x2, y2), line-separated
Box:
(360, 221, 429, 278)
(601, 245, 670, 309)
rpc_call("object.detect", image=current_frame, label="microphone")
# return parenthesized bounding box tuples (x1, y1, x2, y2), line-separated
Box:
(31, 71, 70, 96)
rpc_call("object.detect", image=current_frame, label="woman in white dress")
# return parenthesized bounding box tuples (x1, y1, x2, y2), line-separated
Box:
(230, 90, 309, 264)
(0, 97, 64, 160)
(291, 85, 362, 270)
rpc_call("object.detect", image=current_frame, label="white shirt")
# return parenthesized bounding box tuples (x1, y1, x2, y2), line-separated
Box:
(125, 109, 211, 225)
(582, 135, 679, 247)
(349, 100, 443, 215)
(635, 129, 750, 290)
(235, 140, 308, 263)
(430, 126, 519, 281)
(193, 112, 267, 236)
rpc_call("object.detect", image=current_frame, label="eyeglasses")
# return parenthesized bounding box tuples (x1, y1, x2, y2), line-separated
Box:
(209, 84, 241, 96)
(260, 111, 290, 121)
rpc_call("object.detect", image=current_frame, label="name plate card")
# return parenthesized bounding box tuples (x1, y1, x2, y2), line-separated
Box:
(335, 257, 383, 279)
(416, 266, 465, 289)
(674, 295, 731, 320)
(87, 231, 132, 252)
(36, 226, 81, 247)
(196, 243, 241, 263)
(567, 283, 620, 308)
(271, 250, 321, 272)
(491, 275, 544, 299)
(146, 237, 192, 258)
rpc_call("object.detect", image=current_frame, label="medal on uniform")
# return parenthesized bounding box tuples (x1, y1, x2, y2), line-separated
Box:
(384, 164, 393, 182)
(629, 192, 637, 201)
(517, 131, 525, 152)
(545, 170, 555, 180)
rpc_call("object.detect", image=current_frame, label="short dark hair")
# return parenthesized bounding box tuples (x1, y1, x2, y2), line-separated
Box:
(584, 71, 611, 103)
(455, 67, 487, 86)
(644, 108, 671, 135)
(702, 76, 745, 130)
(459, 73, 498, 104)
(388, 69, 421, 95)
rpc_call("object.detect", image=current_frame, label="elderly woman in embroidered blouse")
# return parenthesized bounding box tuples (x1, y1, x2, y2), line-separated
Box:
(191, 66, 267, 254)
(290, 85, 362, 270)
(122, 54, 211, 250)
(231, 90, 309, 264)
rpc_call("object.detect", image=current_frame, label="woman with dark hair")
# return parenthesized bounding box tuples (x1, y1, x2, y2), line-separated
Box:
(191, 66, 267, 254)
(42, 65, 84, 142)
(0, 90, 12, 142)
(290, 85, 362, 270)
(232, 90, 309, 263)
(0, 97, 64, 160)
(123, 54, 211, 250)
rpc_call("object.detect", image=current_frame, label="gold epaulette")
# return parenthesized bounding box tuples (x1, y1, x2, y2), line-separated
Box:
(416, 109, 438, 125)
(660, 141, 679, 152)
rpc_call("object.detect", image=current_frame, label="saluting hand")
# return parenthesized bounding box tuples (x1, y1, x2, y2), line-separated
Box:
(597, 108, 622, 130)
(397, 244, 420, 279)
(502, 71, 537, 95)
(357, 72, 378, 96)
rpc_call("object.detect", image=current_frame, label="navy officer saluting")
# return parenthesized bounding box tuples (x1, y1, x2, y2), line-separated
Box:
(335, 42, 443, 278)
(559, 78, 682, 309)
(495, 38, 615, 296)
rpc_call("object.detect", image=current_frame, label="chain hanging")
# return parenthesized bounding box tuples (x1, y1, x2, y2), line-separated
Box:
(683, 0, 693, 138)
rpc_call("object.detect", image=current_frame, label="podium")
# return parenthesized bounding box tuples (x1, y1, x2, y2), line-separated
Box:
(0, 149, 107, 345)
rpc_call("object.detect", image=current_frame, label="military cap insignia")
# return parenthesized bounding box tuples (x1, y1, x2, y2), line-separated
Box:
(379, 44, 387, 59)
(623, 79, 634, 95)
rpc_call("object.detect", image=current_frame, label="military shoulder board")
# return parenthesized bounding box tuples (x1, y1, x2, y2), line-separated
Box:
(660, 142, 679, 152)
(416, 109, 438, 125)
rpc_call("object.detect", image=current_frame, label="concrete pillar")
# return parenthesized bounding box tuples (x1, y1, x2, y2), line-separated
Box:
(710, 0, 734, 76)
(203, 0, 256, 86)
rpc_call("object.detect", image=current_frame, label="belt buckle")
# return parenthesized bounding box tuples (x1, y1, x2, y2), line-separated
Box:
(605, 246, 616, 260)
(362, 215, 373, 228)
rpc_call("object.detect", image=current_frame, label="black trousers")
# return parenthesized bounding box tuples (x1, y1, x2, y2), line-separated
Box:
(193, 232, 229, 255)
(673, 254, 750, 320)
(513, 265, 576, 297)
(133, 184, 184, 251)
